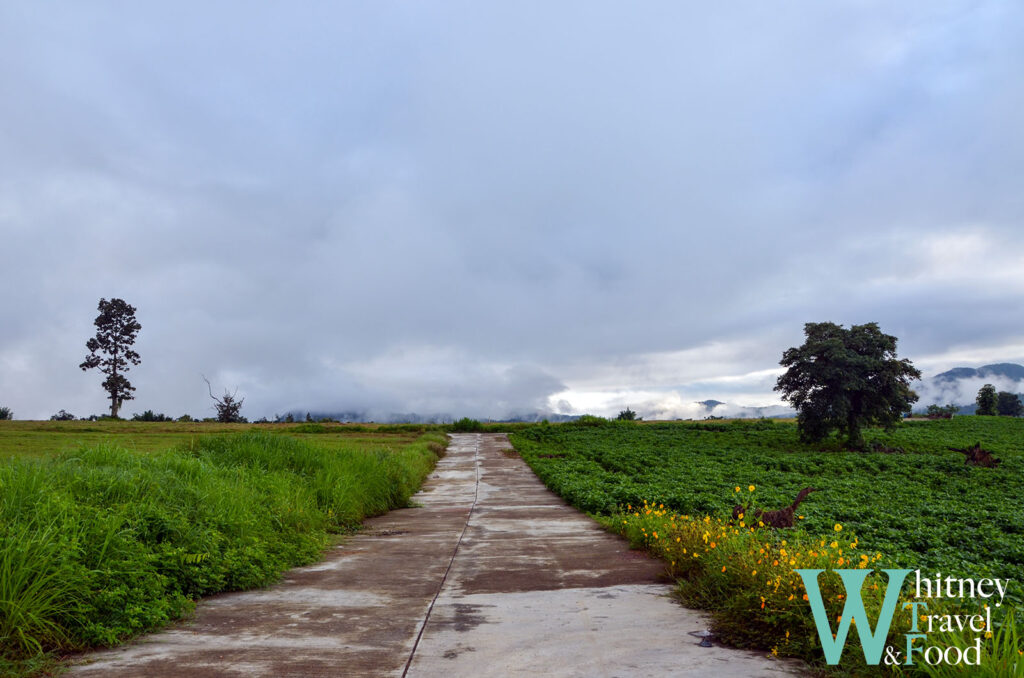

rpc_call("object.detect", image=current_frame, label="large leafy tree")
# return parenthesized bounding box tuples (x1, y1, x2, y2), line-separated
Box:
(975, 384, 998, 416)
(995, 390, 1022, 417)
(80, 298, 141, 418)
(774, 322, 921, 448)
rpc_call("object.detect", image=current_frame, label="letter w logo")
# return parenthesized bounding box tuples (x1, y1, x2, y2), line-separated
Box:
(795, 568, 911, 665)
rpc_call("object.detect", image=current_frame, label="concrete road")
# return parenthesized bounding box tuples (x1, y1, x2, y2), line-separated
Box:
(69, 433, 807, 677)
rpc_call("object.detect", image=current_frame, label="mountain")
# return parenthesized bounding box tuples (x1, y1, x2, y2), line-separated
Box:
(693, 399, 793, 419)
(915, 362, 1024, 414)
(934, 363, 1024, 383)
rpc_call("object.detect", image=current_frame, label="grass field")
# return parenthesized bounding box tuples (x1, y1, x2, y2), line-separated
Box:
(0, 421, 447, 675)
(0, 419, 440, 460)
(511, 417, 1024, 675)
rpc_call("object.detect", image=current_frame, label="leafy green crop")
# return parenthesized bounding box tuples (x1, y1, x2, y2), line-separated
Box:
(511, 418, 1024, 581)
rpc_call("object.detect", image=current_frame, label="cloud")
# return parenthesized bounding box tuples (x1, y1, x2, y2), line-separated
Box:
(913, 376, 1024, 410)
(1, 2, 1023, 419)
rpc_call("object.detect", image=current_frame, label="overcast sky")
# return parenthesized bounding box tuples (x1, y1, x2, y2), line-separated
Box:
(2, 1, 1023, 421)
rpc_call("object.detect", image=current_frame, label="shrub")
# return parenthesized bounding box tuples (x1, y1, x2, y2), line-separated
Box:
(131, 410, 172, 422)
(449, 417, 484, 432)
(48, 410, 75, 422)
(615, 408, 641, 421)
(0, 407, 12, 421)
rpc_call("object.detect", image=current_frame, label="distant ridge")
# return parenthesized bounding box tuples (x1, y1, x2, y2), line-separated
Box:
(934, 363, 1024, 383)
(917, 362, 1024, 414)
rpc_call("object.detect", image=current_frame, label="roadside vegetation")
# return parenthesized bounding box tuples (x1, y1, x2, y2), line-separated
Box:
(511, 417, 1024, 675)
(0, 426, 446, 675)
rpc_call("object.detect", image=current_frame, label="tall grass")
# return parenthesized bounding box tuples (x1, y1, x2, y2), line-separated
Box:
(0, 431, 445, 668)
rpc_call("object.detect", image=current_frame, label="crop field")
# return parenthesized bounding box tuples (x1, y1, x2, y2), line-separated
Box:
(511, 417, 1024, 674)
(512, 417, 1023, 580)
(0, 422, 447, 675)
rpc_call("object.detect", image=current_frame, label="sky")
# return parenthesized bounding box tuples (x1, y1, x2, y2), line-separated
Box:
(2, 1, 1024, 421)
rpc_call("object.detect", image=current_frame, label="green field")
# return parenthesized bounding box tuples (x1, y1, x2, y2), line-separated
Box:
(0, 422, 447, 675)
(0, 419, 441, 460)
(511, 417, 1024, 675)
(511, 416, 1024, 580)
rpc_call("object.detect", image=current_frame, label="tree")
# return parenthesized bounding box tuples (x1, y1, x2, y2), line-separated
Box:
(996, 391, 1023, 417)
(975, 384, 998, 416)
(50, 409, 76, 421)
(925, 403, 958, 419)
(0, 406, 13, 420)
(774, 322, 921, 448)
(616, 407, 641, 421)
(203, 376, 246, 423)
(80, 298, 141, 418)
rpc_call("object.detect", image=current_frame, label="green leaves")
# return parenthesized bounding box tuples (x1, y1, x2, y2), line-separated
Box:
(775, 322, 921, 448)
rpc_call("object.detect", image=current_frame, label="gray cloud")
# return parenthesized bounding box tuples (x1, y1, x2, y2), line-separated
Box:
(1, 2, 1023, 420)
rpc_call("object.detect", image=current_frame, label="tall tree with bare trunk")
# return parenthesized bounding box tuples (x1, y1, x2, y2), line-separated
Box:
(80, 298, 141, 418)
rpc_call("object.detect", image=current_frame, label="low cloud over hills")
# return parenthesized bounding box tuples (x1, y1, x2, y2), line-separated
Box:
(915, 363, 1024, 412)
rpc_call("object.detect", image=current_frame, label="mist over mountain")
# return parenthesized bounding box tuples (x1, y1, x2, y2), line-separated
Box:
(275, 363, 1024, 423)
(933, 363, 1024, 384)
(914, 363, 1024, 413)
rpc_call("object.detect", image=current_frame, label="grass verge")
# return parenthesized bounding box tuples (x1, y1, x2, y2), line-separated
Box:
(0, 430, 446, 674)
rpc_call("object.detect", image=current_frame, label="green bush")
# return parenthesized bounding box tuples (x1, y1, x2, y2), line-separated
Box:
(449, 417, 484, 432)
(131, 410, 173, 422)
(0, 407, 12, 421)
